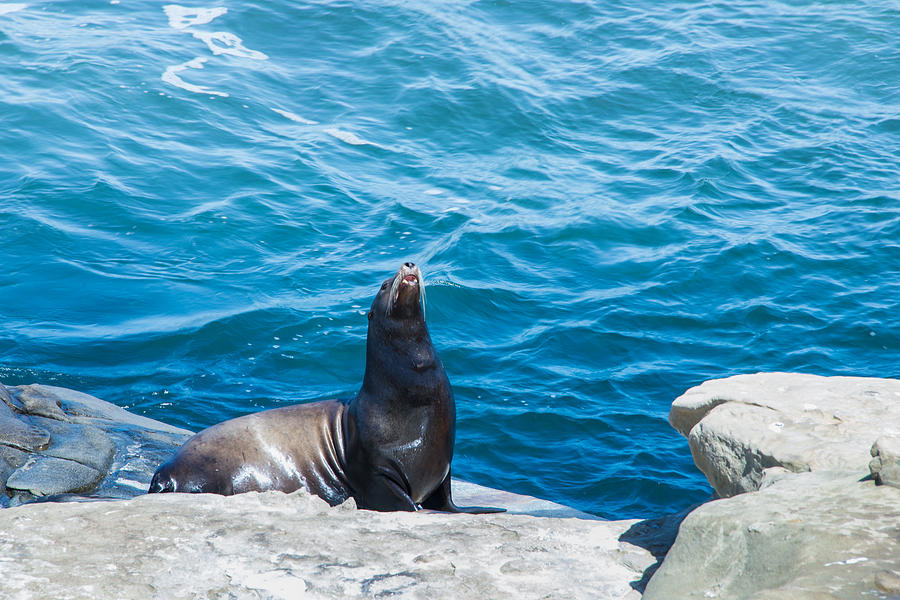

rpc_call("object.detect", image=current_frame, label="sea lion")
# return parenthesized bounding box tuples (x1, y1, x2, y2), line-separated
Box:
(149, 262, 503, 513)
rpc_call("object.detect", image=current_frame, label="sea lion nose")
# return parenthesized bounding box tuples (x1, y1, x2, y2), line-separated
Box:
(404, 262, 415, 269)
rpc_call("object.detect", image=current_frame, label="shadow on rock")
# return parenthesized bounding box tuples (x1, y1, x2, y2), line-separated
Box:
(618, 505, 697, 594)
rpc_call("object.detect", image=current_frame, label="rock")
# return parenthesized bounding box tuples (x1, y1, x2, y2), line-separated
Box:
(0, 488, 651, 599)
(30, 416, 115, 473)
(0, 384, 18, 410)
(669, 373, 900, 496)
(0, 382, 193, 504)
(643, 471, 900, 600)
(0, 400, 50, 452)
(869, 436, 900, 489)
(30, 384, 188, 435)
(0, 446, 28, 495)
(451, 480, 599, 519)
(12, 384, 70, 421)
(6, 455, 103, 497)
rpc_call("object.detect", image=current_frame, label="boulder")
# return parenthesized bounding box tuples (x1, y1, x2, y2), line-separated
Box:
(669, 372, 900, 497)
(643, 471, 900, 600)
(0, 400, 50, 453)
(651, 373, 900, 599)
(6, 455, 103, 497)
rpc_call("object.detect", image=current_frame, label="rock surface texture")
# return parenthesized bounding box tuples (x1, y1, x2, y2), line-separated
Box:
(0, 381, 657, 599)
(646, 372, 900, 600)
(870, 435, 900, 489)
(0, 489, 651, 599)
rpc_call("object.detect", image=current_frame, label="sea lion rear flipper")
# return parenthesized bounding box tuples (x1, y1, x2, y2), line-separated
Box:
(420, 472, 506, 514)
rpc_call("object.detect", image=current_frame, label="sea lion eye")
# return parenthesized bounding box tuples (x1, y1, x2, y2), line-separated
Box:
(367, 311, 373, 320)
(381, 282, 389, 290)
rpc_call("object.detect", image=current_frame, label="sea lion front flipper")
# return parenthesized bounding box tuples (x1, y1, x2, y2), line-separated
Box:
(356, 467, 420, 512)
(420, 472, 506, 514)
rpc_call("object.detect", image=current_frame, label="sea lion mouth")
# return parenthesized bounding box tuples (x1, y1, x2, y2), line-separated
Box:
(386, 262, 424, 317)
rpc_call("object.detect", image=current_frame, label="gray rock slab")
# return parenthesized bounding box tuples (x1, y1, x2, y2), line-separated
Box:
(669, 372, 900, 496)
(0, 383, 193, 503)
(14, 384, 191, 435)
(451, 480, 598, 519)
(643, 471, 900, 600)
(0, 384, 17, 410)
(30, 416, 115, 473)
(0, 489, 652, 600)
(6, 455, 103, 497)
(0, 400, 50, 453)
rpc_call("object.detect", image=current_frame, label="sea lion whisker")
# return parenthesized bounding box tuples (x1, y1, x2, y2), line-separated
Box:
(386, 273, 402, 317)
(419, 274, 426, 320)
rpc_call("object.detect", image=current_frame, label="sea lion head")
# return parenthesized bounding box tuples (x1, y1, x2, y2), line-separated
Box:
(369, 261, 426, 328)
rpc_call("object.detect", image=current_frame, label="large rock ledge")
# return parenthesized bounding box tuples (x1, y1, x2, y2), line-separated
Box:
(645, 373, 900, 600)
(1, 489, 650, 599)
(0, 381, 659, 599)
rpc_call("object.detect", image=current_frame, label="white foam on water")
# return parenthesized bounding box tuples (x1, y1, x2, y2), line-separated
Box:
(0, 3, 27, 16)
(164, 4, 227, 30)
(161, 57, 229, 97)
(324, 128, 377, 147)
(271, 108, 318, 125)
(192, 30, 268, 60)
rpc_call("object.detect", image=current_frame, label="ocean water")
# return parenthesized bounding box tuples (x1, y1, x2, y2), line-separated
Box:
(1, 0, 898, 519)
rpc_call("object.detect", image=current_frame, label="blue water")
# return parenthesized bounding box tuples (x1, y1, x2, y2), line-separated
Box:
(1, 1, 898, 519)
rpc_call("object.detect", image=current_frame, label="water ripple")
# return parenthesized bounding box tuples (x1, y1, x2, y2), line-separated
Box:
(1, 0, 899, 518)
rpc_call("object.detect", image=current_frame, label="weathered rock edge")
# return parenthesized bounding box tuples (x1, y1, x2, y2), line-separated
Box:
(645, 373, 900, 600)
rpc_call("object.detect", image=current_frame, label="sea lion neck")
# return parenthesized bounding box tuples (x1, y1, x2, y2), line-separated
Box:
(359, 262, 446, 403)
(359, 317, 438, 400)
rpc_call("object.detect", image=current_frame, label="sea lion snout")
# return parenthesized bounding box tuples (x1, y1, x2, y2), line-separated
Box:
(399, 261, 420, 282)
(385, 262, 423, 315)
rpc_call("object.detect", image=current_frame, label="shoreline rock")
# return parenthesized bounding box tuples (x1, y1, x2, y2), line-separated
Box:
(10, 372, 893, 598)
(668, 372, 900, 497)
(0, 383, 191, 506)
(646, 373, 900, 600)
(0, 488, 655, 599)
